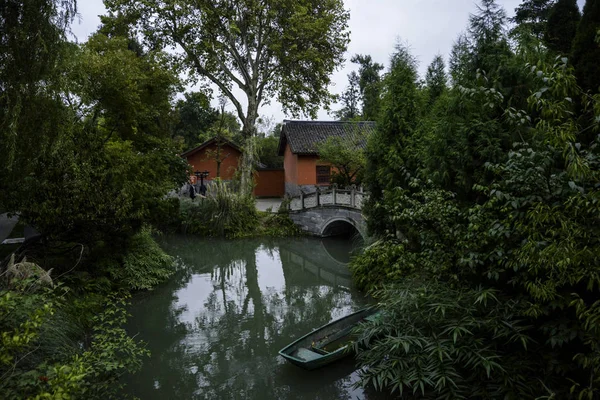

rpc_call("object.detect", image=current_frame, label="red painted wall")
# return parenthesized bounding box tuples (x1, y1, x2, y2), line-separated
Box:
(282, 143, 333, 186)
(254, 169, 284, 197)
(185, 143, 241, 181)
(283, 144, 298, 184)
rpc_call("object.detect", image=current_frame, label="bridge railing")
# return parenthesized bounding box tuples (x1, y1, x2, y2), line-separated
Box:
(288, 187, 367, 211)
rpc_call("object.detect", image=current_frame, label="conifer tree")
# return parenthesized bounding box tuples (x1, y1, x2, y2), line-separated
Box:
(512, 0, 556, 39)
(351, 54, 384, 121)
(425, 54, 447, 104)
(333, 71, 361, 120)
(544, 0, 581, 55)
(571, 0, 600, 93)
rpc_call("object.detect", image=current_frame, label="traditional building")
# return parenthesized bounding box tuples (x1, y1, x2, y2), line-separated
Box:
(181, 137, 242, 183)
(277, 120, 375, 196)
(181, 137, 284, 197)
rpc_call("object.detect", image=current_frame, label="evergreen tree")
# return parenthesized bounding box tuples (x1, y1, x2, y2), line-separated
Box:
(469, 0, 511, 76)
(512, 0, 556, 38)
(333, 71, 361, 120)
(544, 0, 581, 55)
(173, 92, 219, 151)
(425, 54, 447, 104)
(351, 54, 384, 121)
(571, 0, 600, 93)
(364, 43, 420, 234)
(449, 33, 472, 85)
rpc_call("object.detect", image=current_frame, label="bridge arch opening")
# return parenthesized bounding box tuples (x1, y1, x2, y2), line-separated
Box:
(321, 218, 360, 239)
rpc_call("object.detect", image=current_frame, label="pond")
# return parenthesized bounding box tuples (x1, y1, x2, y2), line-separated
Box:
(123, 235, 382, 400)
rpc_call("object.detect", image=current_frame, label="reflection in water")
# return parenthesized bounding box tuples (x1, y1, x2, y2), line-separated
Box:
(124, 236, 380, 400)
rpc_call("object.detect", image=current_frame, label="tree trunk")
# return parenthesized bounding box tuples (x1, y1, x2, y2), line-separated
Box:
(239, 100, 258, 196)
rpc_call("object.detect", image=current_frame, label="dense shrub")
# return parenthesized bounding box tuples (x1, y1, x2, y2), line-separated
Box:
(180, 182, 258, 238)
(352, 4, 600, 397)
(0, 280, 148, 399)
(99, 227, 175, 291)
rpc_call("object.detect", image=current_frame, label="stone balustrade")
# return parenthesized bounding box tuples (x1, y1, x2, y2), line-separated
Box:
(288, 187, 367, 211)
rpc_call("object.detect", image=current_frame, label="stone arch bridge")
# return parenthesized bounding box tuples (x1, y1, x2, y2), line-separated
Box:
(286, 188, 367, 238)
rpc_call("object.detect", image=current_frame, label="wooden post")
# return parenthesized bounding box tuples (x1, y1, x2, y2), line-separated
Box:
(300, 192, 305, 209)
(316, 187, 320, 207)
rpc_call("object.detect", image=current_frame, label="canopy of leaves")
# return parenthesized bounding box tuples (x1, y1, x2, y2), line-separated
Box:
(571, 0, 600, 93)
(351, 54, 384, 120)
(317, 134, 366, 187)
(544, 0, 580, 55)
(352, 1, 600, 398)
(173, 91, 219, 151)
(425, 54, 447, 104)
(333, 71, 361, 121)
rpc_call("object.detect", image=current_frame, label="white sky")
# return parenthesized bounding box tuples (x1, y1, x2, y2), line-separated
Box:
(69, 0, 585, 127)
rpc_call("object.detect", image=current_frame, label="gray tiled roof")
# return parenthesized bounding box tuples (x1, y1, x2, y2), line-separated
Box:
(277, 120, 376, 156)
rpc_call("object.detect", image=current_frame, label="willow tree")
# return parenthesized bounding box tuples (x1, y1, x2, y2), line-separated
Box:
(106, 0, 350, 194)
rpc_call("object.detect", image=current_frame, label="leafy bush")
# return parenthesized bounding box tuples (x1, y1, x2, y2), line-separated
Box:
(100, 227, 175, 291)
(0, 284, 147, 399)
(149, 197, 182, 233)
(180, 181, 259, 238)
(354, 283, 537, 399)
(353, 15, 600, 398)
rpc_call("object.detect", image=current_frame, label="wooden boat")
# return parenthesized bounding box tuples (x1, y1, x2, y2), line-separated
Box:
(278, 308, 379, 370)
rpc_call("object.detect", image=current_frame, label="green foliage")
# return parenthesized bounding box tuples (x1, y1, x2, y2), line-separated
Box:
(256, 135, 283, 168)
(180, 182, 259, 239)
(352, 2, 600, 397)
(512, 0, 556, 39)
(1, 14, 188, 256)
(106, 0, 351, 194)
(571, 0, 600, 93)
(317, 135, 367, 187)
(351, 54, 384, 121)
(179, 183, 300, 238)
(364, 43, 421, 233)
(173, 91, 219, 151)
(0, 286, 148, 399)
(100, 228, 175, 291)
(354, 283, 538, 399)
(333, 71, 361, 121)
(424, 54, 447, 104)
(544, 0, 581, 55)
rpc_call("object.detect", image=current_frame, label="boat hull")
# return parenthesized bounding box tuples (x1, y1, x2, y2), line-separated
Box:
(278, 308, 378, 370)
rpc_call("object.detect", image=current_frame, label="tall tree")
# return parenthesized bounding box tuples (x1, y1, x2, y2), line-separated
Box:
(511, 0, 555, 39)
(425, 54, 447, 104)
(333, 71, 361, 120)
(364, 43, 421, 234)
(544, 0, 581, 55)
(571, 0, 600, 93)
(173, 92, 219, 151)
(351, 54, 384, 121)
(0, 0, 77, 205)
(105, 0, 350, 195)
(449, 33, 472, 85)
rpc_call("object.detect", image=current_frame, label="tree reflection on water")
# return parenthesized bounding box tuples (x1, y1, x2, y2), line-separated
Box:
(125, 236, 376, 400)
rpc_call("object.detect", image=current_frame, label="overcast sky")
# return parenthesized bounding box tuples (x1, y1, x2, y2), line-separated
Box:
(69, 0, 585, 128)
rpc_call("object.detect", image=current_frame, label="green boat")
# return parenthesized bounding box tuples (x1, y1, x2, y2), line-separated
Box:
(278, 308, 378, 370)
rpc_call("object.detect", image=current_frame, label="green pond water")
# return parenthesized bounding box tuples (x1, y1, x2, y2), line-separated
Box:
(124, 235, 383, 400)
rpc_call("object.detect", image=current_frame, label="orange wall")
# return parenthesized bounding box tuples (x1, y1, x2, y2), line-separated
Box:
(185, 143, 241, 181)
(254, 169, 284, 197)
(283, 144, 298, 184)
(282, 143, 334, 186)
(297, 155, 321, 185)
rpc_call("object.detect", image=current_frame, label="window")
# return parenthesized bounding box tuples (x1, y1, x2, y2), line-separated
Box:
(316, 165, 331, 184)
